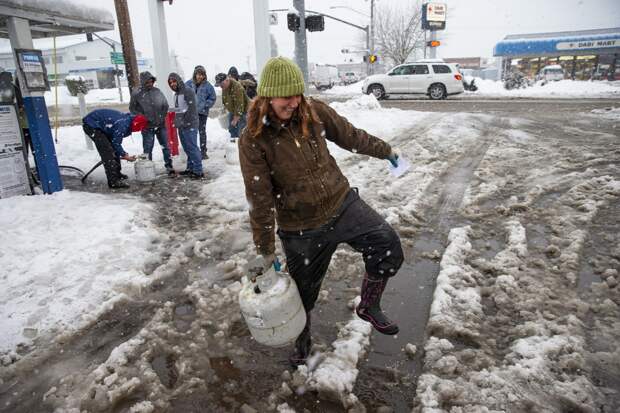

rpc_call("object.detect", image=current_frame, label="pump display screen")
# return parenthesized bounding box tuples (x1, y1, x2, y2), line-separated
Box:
(15, 49, 50, 92)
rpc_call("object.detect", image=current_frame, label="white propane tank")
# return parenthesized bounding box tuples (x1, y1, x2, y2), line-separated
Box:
(225, 138, 239, 165)
(218, 113, 229, 129)
(134, 155, 156, 182)
(238, 266, 306, 347)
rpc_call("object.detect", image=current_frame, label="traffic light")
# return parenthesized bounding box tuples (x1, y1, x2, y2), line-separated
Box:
(369, 54, 378, 64)
(305, 15, 324, 32)
(427, 40, 441, 47)
(287, 13, 300, 32)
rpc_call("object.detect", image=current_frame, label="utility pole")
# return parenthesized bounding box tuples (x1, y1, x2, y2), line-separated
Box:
(293, 0, 309, 86)
(253, 0, 271, 76)
(114, 0, 139, 92)
(369, 0, 375, 74)
(112, 43, 123, 103)
(429, 30, 437, 59)
(147, 0, 173, 104)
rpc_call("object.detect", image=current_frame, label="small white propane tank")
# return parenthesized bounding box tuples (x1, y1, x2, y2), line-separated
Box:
(225, 138, 239, 165)
(134, 154, 156, 182)
(238, 264, 306, 347)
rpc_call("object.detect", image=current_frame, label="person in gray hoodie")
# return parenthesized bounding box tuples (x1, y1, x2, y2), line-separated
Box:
(167, 72, 203, 178)
(129, 71, 174, 174)
(185, 65, 216, 160)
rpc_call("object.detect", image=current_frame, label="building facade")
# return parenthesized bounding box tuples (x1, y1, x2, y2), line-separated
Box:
(494, 28, 620, 81)
(0, 35, 152, 89)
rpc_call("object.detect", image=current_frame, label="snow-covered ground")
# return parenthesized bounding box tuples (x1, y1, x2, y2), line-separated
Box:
(471, 78, 620, 98)
(45, 86, 132, 105)
(1, 94, 618, 412)
(0, 191, 157, 354)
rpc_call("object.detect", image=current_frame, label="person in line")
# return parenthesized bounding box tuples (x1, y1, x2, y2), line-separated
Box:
(129, 71, 175, 175)
(185, 65, 216, 160)
(227, 66, 240, 81)
(239, 57, 404, 366)
(215, 72, 249, 139)
(239, 71, 258, 99)
(82, 109, 147, 189)
(167, 72, 204, 179)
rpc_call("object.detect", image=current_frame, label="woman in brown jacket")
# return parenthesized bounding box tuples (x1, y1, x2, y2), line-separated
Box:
(239, 57, 404, 367)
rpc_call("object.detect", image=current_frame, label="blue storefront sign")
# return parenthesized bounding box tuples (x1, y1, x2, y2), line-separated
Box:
(495, 31, 620, 57)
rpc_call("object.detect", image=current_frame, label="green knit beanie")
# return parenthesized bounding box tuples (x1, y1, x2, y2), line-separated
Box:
(258, 57, 305, 97)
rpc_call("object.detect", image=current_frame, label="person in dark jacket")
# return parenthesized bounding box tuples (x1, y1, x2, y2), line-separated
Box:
(239, 57, 403, 367)
(215, 72, 249, 138)
(227, 66, 240, 81)
(185, 66, 216, 160)
(239, 71, 258, 99)
(82, 109, 147, 189)
(167, 72, 204, 178)
(129, 71, 174, 174)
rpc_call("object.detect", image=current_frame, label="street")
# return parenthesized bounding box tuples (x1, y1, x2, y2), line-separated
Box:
(1, 96, 619, 412)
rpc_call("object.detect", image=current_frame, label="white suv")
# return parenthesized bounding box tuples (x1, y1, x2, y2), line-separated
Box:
(362, 61, 464, 100)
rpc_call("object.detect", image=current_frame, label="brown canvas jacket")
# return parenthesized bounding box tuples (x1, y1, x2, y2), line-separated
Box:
(239, 98, 392, 255)
(222, 78, 249, 116)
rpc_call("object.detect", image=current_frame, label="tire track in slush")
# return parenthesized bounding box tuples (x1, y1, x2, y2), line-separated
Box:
(352, 126, 493, 411)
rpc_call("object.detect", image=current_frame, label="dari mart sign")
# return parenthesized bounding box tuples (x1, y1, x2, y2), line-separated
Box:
(556, 38, 619, 51)
(422, 3, 446, 30)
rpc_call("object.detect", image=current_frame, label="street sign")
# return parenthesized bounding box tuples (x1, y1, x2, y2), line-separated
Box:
(422, 2, 447, 30)
(269, 13, 278, 25)
(110, 51, 125, 65)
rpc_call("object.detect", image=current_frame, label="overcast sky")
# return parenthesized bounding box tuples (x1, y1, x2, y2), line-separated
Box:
(8, 0, 620, 79)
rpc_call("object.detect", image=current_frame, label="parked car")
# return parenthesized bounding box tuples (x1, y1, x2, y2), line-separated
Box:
(341, 72, 360, 85)
(536, 65, 564, 83)
(362, 61, 464, 100)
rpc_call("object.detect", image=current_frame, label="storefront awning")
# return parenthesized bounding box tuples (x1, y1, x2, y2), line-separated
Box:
(494, 28, 620, 58)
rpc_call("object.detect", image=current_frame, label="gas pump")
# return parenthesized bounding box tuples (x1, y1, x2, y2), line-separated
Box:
(12, 48, 63, 194)
(0, 71, 31, 198)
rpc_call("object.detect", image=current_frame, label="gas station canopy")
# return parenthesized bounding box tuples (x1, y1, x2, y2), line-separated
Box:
(0, 0, 114, 38)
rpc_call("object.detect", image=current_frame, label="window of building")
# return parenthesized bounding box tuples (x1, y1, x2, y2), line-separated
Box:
(432, 65, 451, 74)
(75, 56, 87, 61)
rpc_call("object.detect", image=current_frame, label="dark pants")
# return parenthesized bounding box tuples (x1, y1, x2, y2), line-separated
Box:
(198, 114, 208, 156)
(83, 124, 122, 187)
(228, 112, 247, 138)
(278, 189, 404, 312)
(142, 126, 173, 170)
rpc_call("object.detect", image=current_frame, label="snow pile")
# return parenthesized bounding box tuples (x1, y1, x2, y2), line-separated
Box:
(588, 106, 620, 121)
(427, 226, 482, 341)
(322, 80, 364, 96)
(292, 309, 371, 409)
(472, 78, 620, 98)
(0, 190, 157, 353)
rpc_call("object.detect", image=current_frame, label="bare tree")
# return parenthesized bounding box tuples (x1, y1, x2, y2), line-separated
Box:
(373, 1, 425, 66)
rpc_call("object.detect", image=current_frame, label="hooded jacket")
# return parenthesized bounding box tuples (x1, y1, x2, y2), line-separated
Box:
(129, 71, 169, 128)
(185, 66, 216, 116)
(168, 72, 198, 129)
(82, 109, 135, 157)
(239, 98, 392, 255)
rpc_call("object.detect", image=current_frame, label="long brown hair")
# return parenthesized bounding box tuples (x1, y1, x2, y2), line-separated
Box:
(246, 95, 321, 139)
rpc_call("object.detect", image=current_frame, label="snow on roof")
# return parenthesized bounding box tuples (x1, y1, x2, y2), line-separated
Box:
(503, 27, 620, 41)
(0, 35, 118, 55)
(1, 0, 114, 25)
